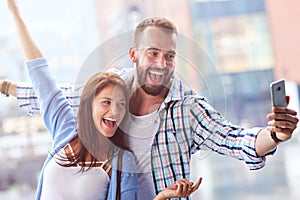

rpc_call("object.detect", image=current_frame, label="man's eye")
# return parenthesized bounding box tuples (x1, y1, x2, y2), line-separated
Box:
(148, 51, 158, 57)
(166, 54, 175, 61)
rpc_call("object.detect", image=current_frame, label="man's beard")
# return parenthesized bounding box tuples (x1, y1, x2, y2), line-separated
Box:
(136, 65, 174, 96)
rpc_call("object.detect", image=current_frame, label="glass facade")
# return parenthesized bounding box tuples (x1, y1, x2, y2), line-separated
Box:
(189, 1, 300, 200)
(190, 0, 275, 125)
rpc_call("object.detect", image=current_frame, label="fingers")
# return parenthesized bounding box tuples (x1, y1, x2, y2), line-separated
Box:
(267, 119, 298, 130)
(159, 177, 203, 199)
(267, 107, 298, 125)
(286, 96, 290, 105)
(271, 106, 297, 115)
(175, 179, 191, 197)
(191, 177, 202, 193)
(7, 0, 19, 14)
(175, 178, 203, 197)
(267, 106, 299, 141)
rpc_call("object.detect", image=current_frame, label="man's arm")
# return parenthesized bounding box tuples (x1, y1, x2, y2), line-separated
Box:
(0, 80, 17, 97)
(191, 96, 298, 170)
(0, 79, 79, 116)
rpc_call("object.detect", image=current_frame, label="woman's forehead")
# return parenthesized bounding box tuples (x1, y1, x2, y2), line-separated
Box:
(94, 84, 125, 99)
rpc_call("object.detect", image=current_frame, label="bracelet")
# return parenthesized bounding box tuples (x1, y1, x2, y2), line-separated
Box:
(1, 80, 11, 97)
(270, 131, 284, 143)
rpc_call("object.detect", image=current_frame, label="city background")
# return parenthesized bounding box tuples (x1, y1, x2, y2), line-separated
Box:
(0, 0, 300, 199)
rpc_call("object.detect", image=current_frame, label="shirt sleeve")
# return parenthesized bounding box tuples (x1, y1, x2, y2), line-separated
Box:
(25, 58, 77, 145)
(190, 97, 276, 170)
(16, 80, 81, 117)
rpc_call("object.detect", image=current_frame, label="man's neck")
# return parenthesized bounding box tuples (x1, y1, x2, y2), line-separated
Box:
(129, 87, 168, 116)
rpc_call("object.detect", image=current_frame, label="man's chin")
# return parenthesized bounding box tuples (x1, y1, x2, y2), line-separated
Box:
(142, 85, 166, 96)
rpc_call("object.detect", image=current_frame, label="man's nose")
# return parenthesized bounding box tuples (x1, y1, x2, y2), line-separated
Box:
(155, 53, 166, 67)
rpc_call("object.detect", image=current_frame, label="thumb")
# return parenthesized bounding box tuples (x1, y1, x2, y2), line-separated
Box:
(286, 96, 290, 105)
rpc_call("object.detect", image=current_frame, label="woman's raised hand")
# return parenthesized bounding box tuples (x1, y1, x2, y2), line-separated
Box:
(7, 0, 20, 15)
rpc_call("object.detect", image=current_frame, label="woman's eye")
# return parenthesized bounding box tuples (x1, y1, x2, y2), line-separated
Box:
(118, 102, 126, 108)
(103, 100, 111, 105)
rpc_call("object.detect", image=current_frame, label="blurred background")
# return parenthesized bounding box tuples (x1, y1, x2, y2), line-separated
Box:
(0, 0, 300, 199)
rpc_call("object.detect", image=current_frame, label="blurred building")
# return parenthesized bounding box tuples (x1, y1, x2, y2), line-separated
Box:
(93, 0, 299, 127)
(265, 0, 300, 83)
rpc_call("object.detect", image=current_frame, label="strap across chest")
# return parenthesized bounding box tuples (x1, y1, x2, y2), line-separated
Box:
(63, 143, 112, 178)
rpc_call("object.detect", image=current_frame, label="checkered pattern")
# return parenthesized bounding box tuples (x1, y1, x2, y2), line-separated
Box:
(17, 83, 81, 117)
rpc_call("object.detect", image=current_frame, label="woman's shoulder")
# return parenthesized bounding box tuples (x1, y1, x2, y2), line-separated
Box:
(121, 149, 135, 160)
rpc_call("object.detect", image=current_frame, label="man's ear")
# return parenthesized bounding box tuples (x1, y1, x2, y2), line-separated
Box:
(129, 47, 136, 62)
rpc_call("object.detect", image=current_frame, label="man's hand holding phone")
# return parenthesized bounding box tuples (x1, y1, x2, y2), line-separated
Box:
(267, 80, 298, 143)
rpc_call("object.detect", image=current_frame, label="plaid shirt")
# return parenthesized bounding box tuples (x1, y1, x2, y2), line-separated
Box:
(17, 68, 274, 200)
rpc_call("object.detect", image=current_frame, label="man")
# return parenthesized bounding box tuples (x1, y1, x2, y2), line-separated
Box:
(1, 17, 298, 200)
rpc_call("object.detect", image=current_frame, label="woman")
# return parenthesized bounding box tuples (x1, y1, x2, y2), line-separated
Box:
(7, 0, 202, 199)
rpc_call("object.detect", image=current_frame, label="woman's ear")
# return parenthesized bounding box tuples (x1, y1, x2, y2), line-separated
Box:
(129, 47, 136, 63)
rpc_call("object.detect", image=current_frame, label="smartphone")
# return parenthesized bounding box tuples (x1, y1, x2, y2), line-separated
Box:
(270, 79, 287, 107)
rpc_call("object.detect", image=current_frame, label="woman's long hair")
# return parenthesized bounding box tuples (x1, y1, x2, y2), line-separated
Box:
(61, 72, 129, 173)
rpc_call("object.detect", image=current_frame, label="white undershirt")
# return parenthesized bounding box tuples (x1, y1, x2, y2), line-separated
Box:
(41, 148, 110, 200)
(121, 111, 160, 200)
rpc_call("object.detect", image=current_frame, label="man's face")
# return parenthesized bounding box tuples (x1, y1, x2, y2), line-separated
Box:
(135, 27, 177, 96)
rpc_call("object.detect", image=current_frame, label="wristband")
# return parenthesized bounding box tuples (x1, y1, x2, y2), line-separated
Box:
(270, 131, 283, 143)
(1, 80, 10, 97)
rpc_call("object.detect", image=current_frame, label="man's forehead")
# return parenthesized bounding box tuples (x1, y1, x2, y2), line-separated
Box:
(138, 27, 177, 50)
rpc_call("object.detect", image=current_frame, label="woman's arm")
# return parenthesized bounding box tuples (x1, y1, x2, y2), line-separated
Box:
(7, 0, 77, 143)
(7, 0, 43, 60)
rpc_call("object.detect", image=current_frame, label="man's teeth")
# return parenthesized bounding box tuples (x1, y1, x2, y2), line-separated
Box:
(104, 117, 116, 122)
(150, 70, 163, 76)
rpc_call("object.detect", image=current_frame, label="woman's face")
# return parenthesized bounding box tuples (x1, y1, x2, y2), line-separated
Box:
(92, 84, 126, 137)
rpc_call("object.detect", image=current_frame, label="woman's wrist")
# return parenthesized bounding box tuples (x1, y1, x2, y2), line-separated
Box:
(153, 192, 165, 200)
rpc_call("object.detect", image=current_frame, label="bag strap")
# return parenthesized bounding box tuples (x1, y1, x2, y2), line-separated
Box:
(116, 150, 124, 200)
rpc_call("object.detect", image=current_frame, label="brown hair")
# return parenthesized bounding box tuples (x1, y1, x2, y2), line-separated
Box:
(61, 72, 129, 172)
(134, 16, 178, 46)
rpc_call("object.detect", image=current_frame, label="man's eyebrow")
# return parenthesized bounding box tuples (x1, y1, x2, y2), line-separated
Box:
(145, 47, 176, 54)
